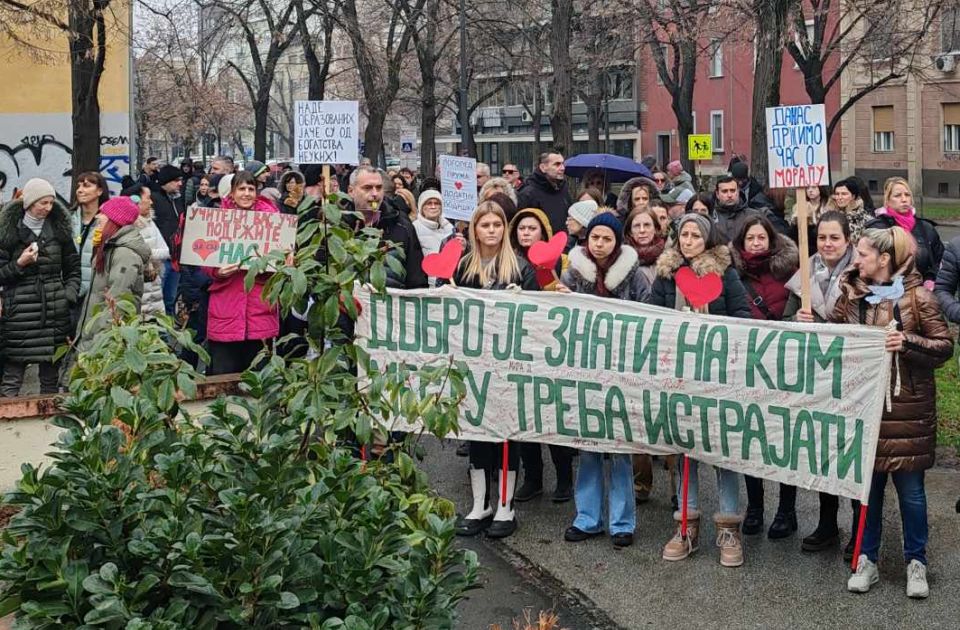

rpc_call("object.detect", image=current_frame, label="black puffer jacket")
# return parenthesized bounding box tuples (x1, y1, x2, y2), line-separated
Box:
(0, 199, 82, 363)
(646, 244, 752, 318)
(516, 170, 572, 236)
(935, 235, 960, 324)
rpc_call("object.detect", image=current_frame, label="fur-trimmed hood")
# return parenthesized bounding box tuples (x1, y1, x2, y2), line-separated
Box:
(655, 244, 732, 279)
(615, 176, 660, 218)
(567, 245, 639, 292)
(0, 197, 74, 248)
(729, 233, 799, 281)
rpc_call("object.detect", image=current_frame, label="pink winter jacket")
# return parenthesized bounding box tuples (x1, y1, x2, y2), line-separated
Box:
(204, 196, 280, 342)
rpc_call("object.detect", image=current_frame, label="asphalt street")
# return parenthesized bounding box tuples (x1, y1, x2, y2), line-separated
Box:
(422, 438, 960, 630)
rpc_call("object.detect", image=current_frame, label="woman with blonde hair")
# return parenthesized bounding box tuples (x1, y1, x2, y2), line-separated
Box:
(452, 201, 537, 540)
(833, 226, 952, 598)
(865, 177, 943, 288)
(480, 177, 518, 206)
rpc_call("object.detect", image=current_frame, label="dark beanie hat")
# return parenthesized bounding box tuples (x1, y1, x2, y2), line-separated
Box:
(157, 164, 184, 185)
(730, 161, 749, 180)
(487, 192, 517, 223)
(207, 174, 223, 195)
(586, 212, 623, 248)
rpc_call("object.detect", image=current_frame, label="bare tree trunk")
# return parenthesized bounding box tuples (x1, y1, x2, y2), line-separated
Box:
(69, 0, 108, 201)
(416, 0, 440, 177)
(549, 0, 574, 155)
(750, 0, 793, 186)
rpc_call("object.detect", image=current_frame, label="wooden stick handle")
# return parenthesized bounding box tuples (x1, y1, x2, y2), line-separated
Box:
(796, 187, 812, 313)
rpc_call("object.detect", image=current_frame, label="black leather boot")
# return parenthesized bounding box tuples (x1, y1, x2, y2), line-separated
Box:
(742, 506, 764, 536)
(767, 511, 798, 539)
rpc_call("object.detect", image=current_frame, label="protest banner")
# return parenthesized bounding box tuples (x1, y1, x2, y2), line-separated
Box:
(687, 134, 713, 161)
(439, 154, 478, 221)
(180, 206, 298, 268)
(356, 285, 891, 503)
(294, 100, 359, 165)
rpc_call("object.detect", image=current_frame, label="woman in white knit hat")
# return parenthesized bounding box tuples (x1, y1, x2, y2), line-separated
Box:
(413, 190, 454, 255)
(565, 199, 598, 253)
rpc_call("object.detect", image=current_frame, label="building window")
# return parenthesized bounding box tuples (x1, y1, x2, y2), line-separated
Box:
(710, 110, 724, 152)
(657, 44, 668, 86)
(691, 111, 697, 134)
(794, 19, 815, 69)
(709, 40, 723, 77)
(943, 7, 960, 52)
(607, 67, 634, 100)
(939, 182, 950, 196)
(944, 103, 960, 152)
(868, 16, 896, 61)
(868, 179, 879, 193)
(872, 105, 894, 152)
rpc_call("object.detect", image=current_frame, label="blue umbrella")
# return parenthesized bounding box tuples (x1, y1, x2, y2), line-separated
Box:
(564, 153, 652, 183)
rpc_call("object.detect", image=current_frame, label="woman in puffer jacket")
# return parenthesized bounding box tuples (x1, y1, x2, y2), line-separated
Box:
(123, 185, 169, 316)
(646, 213, 752, 568)
(558, 212, 650, 548)
(730, 216, 800, 540)
(204, 171, 281, 375)
(615, 176, 660, 222)
(0, 178, 81, 395)
(834, 226, 952, 599)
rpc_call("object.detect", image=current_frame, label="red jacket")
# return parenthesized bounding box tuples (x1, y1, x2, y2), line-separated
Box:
(203, 196, 280, 342)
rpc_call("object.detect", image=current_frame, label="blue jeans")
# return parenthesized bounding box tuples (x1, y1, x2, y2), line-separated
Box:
(861, 470, 928, 565)
(162, 260, 180, 316)
(573, 452, 636, 535)
(677, 457, 740, 514)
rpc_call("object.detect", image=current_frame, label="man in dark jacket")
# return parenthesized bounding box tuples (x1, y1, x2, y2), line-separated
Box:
(151, 165, 185, 316)
(348, 166, 427, 289)
(713, 176, 787, 242)
(935, 235, 960, 323)
(730, 161, 774, 211)
(516, 151, 572, 236)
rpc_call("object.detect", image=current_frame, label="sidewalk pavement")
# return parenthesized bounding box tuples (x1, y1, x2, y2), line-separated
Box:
(420, 439, 960, 630)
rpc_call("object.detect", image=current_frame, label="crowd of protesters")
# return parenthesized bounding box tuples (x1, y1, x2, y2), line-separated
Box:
(0, 148, 958, 600)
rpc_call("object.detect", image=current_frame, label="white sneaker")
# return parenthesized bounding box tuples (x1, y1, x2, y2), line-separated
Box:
(848, 555, 879, 593)
(906, 560, 929, 599)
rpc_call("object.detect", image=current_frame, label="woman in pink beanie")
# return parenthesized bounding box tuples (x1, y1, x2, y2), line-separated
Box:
(75, 196, 152, 347)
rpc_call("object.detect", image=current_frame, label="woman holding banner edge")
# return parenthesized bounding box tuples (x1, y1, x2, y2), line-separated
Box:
(646, 213, 752, 567)
(451, 201, 538, 539)
(830, 226, 952, 598)
(557, 212, 651, 547)
(730, 215, 800, 539)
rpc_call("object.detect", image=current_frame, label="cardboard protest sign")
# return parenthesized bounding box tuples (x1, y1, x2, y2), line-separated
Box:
(688, 134, 713, 160)
(766, 104, 829, 189)
(356, 285, 891, 502)
(294, 100, 359, 165)
(438, 154, 478, 222)
(180, 206, 297, 268)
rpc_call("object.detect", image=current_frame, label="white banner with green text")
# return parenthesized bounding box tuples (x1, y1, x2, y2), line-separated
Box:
(355, 285, 891, 502)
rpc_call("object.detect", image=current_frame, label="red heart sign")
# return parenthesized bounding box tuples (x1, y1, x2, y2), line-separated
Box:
(454, 181, 463, 190)
(675, 266, 722, 309)
(527, 232, 568, 270)
(191, 238, 219, 262)
(421, 238, 463, 280)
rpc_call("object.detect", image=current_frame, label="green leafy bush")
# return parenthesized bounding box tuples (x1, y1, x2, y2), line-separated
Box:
(0, 196, 477, 628)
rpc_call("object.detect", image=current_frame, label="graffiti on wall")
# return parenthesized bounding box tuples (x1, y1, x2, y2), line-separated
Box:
(0, 113, 131, 203)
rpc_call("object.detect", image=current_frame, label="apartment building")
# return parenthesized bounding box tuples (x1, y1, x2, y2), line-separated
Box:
(844, 6, 960, 200)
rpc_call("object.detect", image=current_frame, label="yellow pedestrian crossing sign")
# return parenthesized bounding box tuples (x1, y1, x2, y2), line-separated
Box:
(688, 134, 713, 160)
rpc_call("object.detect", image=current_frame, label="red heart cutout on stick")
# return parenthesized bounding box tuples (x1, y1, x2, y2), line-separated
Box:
(422, 238, 463, 280)
(191, 238, 219, 262)
(527, 232, 568, 270)
(454, 181, 463, 190)
(675, 267, 722, 309)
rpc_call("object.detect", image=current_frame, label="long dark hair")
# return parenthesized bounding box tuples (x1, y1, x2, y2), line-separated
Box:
(77, 171, 110, 205)
(733, 215, 778, 253)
